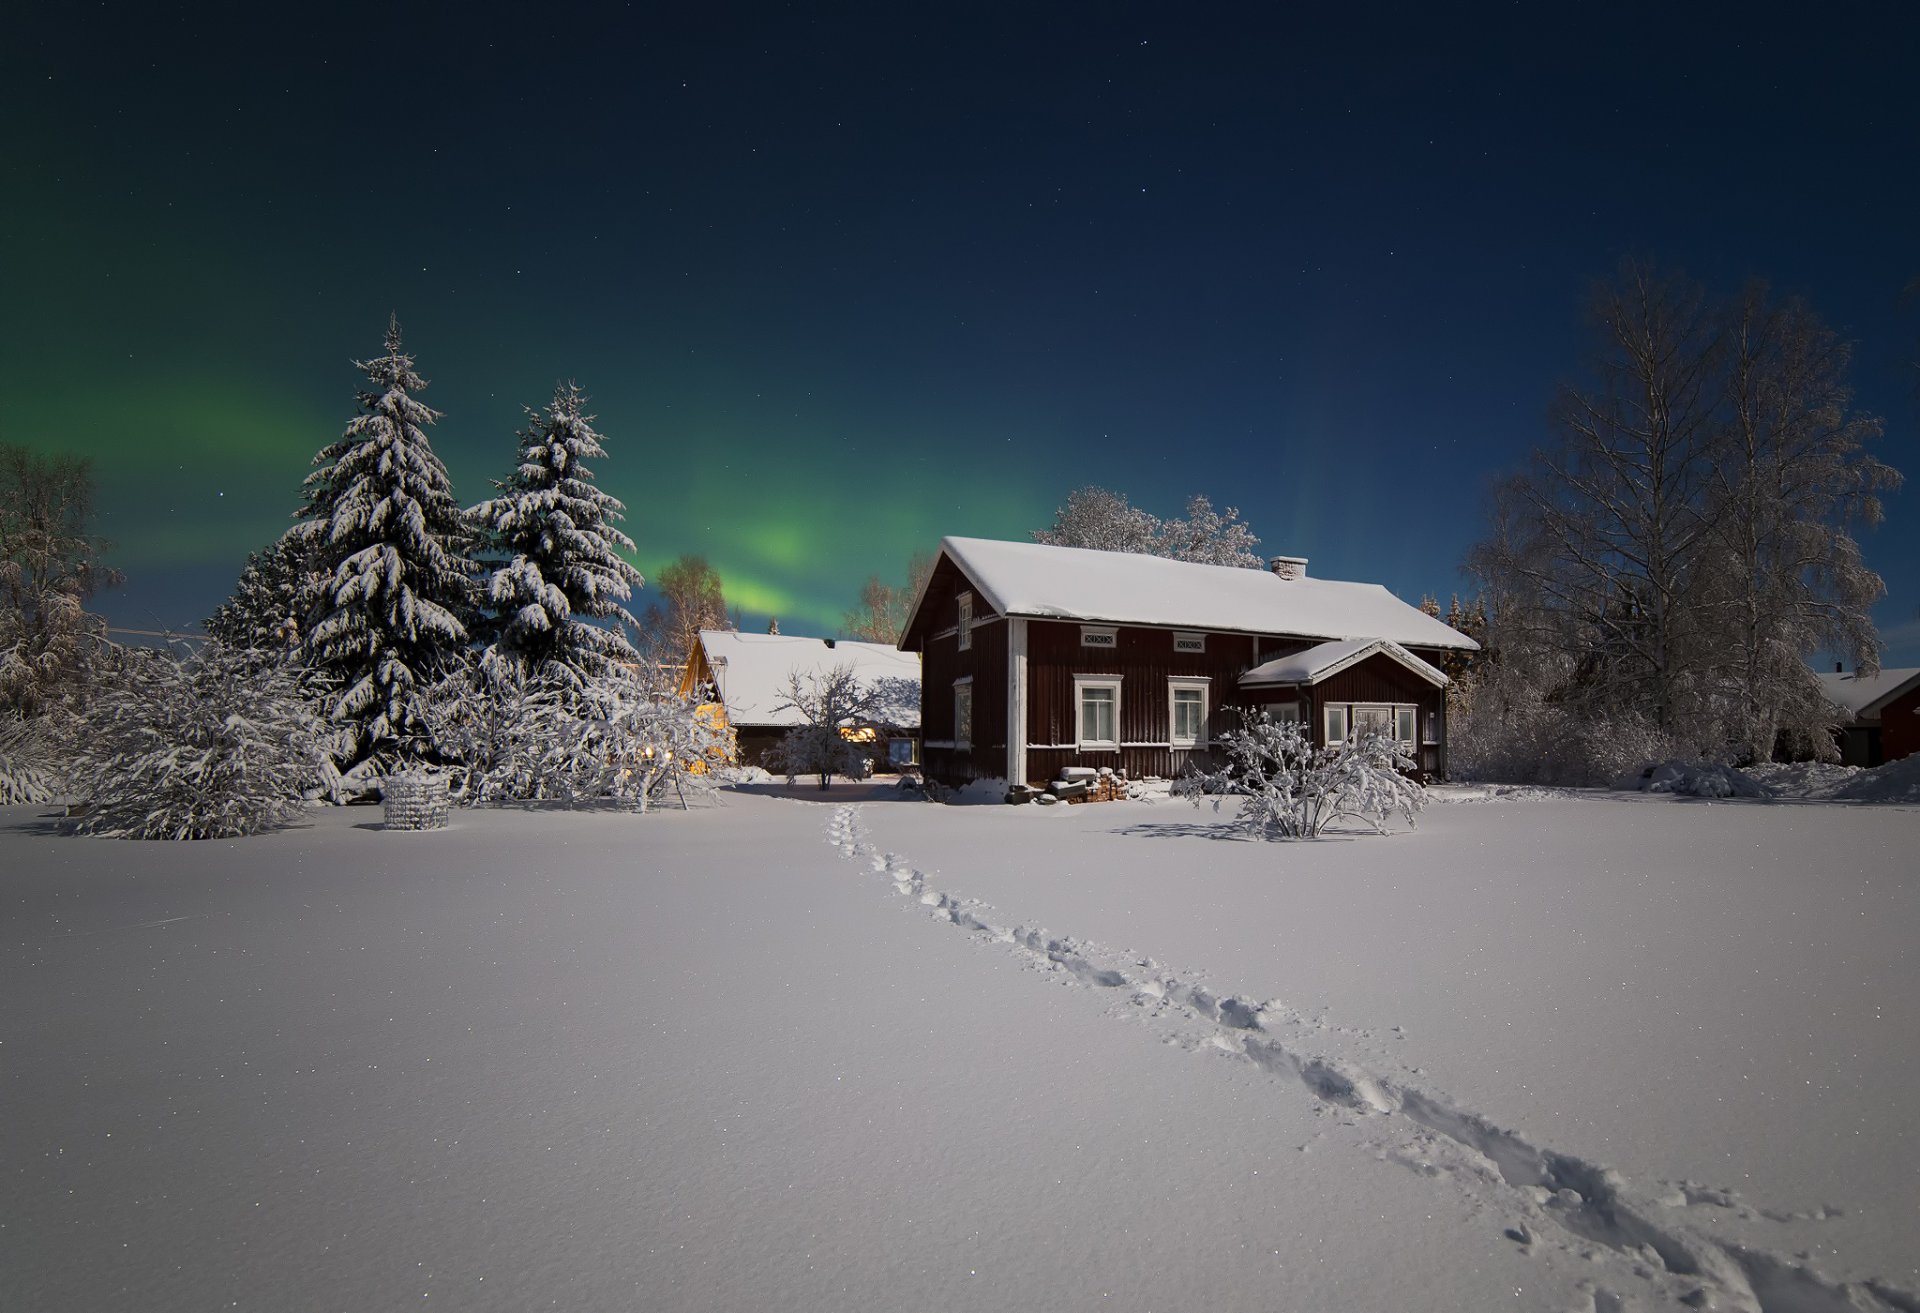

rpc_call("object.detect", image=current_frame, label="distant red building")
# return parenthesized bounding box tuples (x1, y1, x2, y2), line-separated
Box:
(1818, 666, 1920, 767)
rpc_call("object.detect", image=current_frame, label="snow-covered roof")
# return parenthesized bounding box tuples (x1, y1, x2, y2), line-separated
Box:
(1816, 667, 1920, 720)
(1239, 638, 1448, 688)
(695, 631, 921, 729)
(931, 537, 1478, 650)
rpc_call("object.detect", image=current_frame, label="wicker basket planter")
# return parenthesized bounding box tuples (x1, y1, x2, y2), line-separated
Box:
(382, 772, 449, 831)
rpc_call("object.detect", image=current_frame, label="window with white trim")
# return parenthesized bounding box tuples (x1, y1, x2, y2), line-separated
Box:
(1264, 701, 1301, 724)
(956, 592, 972, 651)
(1324, 702, 1420, 746)
(1074, 675, 1121, 751)
(1423, 710, 1439, 744)
(1169, 678, 1210, 748)
(1396, 706, 1418, 746)
(1353, 704, 1394, 739)
(1324, 704, 1348, 742)
(953, 678, 973, 746)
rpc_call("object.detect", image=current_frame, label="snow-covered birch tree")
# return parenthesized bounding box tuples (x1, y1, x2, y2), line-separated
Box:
(637, 555, 730, 661)
(290, 317, 476, 771)
(1462, 263, 1900, 777)
(469, 382, 644, 688)
(1702, 284, 1901, 762)
(1033, 486, 1263, 566)
(840, 551, 933, 644)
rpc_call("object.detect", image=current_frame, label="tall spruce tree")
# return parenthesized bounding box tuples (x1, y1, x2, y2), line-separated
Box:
(291, 317, 475, 766)
(469, 382, 644, 687)
(203, 535, 316, 654)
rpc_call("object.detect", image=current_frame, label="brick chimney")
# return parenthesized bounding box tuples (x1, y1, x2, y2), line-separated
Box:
(1268, 556, 1308, 581)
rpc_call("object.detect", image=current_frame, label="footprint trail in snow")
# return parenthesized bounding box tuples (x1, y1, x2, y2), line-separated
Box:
(825, 804, 1919, 1313)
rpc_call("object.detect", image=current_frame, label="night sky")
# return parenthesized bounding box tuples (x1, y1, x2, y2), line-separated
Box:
(7, 3, 1918, 658)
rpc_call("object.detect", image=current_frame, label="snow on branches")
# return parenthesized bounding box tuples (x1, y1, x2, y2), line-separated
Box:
(0, 712, 60, 804)
(1033, 486, 1263, 568)
(1174, 710, 1426, 840)
(68, 644, 332, 840)
(291, 318, 475, 765)
(469, 382, 644, 688)
(423, 662, 726, 811)
(764, 663, 905, 789)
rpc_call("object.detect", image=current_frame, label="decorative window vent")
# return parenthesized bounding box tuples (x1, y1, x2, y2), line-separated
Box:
(1173, 631, 1205, 654)
(1080, 625, 1118, 649)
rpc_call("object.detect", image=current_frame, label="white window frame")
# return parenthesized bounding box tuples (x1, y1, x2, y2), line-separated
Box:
(1079, 625, 1117, 649)
(956, 592, 972, 651)
(953, 677, 973, 747)
(1323, 704, 1348, 742)
(1173, 631, 1206, 654)
(1264, 701, 1301, 724)
(1073, 675, 1122, 751)
(1168, 678, 1210, 749)
(1328, 701, 1421, 747)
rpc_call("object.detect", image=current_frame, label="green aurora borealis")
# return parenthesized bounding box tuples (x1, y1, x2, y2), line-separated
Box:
(5, 4, 1917, 653)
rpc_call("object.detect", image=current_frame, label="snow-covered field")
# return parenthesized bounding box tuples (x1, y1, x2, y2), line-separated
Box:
(3, 785, 1916, 1311)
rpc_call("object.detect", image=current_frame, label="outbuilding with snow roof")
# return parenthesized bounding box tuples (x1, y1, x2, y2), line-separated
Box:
(678, 630, 922, 769)
(1816, 665, 1920, 767)
(898, 537, 1478, 789)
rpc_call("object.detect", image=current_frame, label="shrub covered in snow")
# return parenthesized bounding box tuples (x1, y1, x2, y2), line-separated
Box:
(1450, 694, 1689, 787)
(0, 711, 61, 804)
(423, 662, 726, 811)
(1175, 711, 1426, 839)
(67, 644, 330, 839)
(1617, 760, 1770, 798)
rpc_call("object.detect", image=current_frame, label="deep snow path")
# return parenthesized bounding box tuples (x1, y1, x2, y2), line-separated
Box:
(829, 801, 1920, 1313)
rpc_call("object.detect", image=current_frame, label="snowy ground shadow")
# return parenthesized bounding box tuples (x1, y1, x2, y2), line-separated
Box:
(726, 779, 925, 805)
(1111, 818, 1369, 843)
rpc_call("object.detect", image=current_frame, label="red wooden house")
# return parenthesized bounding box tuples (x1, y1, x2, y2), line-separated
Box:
(1817, 665, 1920, 766)
(899, 538, 1479, 788)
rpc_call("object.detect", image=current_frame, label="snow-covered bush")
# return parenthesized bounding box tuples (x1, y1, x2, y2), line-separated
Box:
(1174, 711, 1425, 839)
(423, 661, 726, 811)
(1620, 760, 1769, 798)
(67, 644, 331, 839)
(1450, 692, 1687, 787)
(0, 711, 61, 804)
(763, 663, 903, 789)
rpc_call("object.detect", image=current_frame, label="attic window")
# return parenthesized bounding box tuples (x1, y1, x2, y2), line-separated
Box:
(957, 592, 972, 651)
(1173, 631, 1205, 654)
(1080, 625, 1118, 649)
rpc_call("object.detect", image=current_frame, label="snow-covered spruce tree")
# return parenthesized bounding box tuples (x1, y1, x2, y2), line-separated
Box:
(469, 383, 644, 688)
(290, 318, 476, 772)
(204, 534, 318, 657)
(0, 443, 122, 719)
(67, 643, 331, 839)
(1174, 711, 1425, 839)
